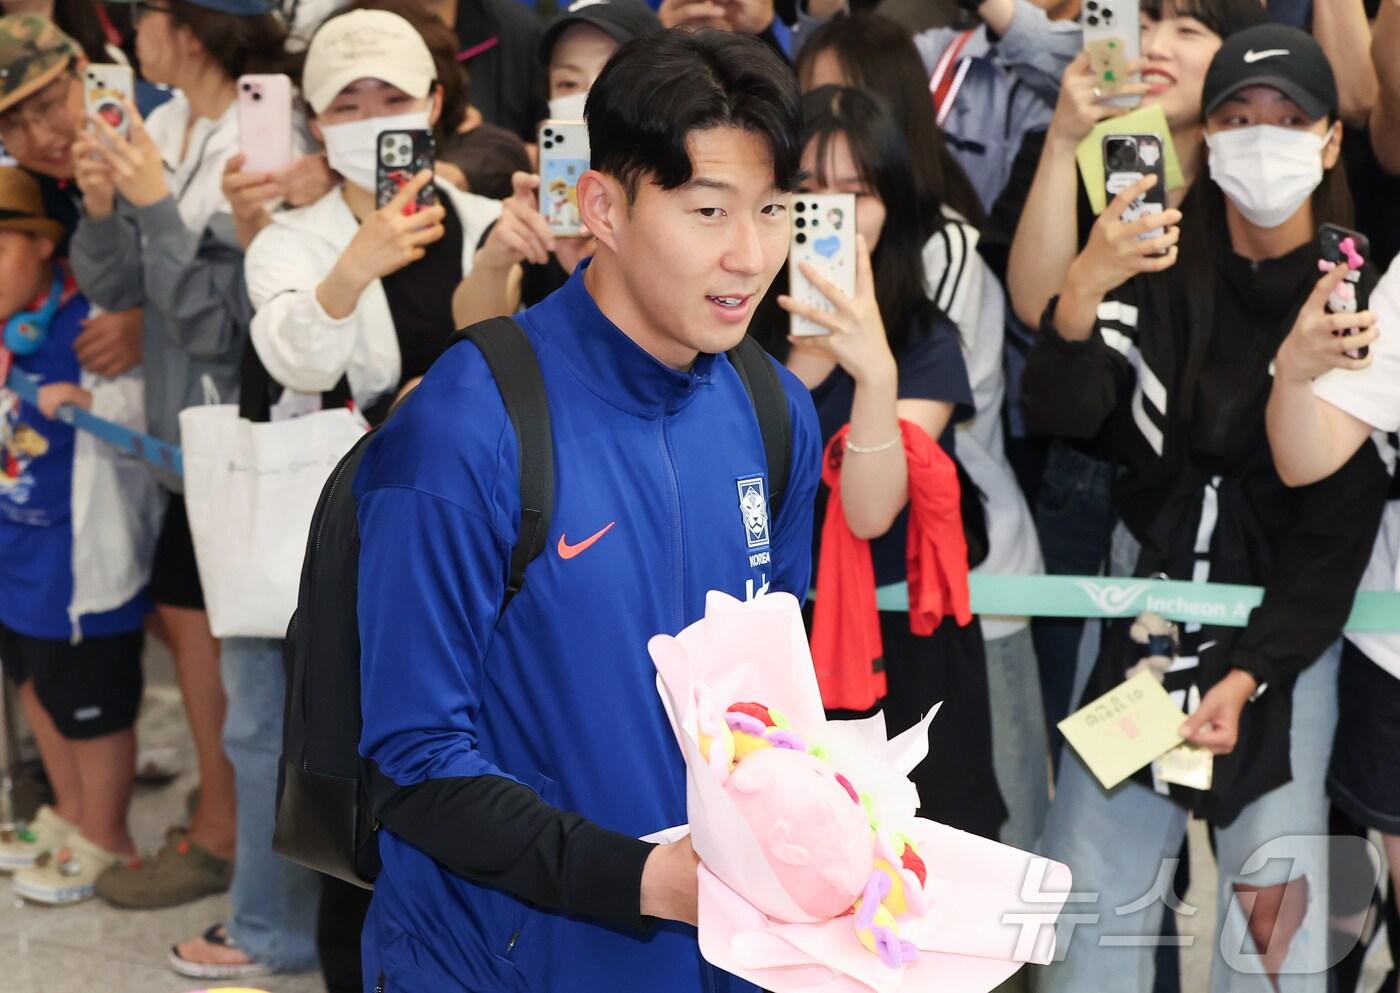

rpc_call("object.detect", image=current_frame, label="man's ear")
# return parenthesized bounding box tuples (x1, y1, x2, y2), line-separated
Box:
(576, 169, 625, 253)
(1322, 120, 1343, 171)
(34, 235, 55, 262)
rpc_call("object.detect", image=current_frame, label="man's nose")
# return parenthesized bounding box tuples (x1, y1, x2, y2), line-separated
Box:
(724, 217, 766, 276)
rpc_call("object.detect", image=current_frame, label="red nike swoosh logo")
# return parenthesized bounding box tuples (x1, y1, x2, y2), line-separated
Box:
(557, 522, 615, 560)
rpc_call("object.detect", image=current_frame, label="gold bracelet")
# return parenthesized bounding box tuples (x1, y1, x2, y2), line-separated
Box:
(844, 433, 901, 454)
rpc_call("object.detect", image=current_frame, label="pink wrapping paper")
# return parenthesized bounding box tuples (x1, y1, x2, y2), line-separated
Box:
(648, 591, 1073, 993)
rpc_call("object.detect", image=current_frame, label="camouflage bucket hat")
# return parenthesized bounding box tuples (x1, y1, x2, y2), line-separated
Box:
(0, 15, 80, 116)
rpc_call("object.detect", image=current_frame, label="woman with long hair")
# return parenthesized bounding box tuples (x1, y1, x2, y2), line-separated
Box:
(752, 84, 1009, 841)
(1024, 26, 1389, 992)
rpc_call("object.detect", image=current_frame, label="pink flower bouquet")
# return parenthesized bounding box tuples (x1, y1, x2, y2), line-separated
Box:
(648, 591, 1073, 993)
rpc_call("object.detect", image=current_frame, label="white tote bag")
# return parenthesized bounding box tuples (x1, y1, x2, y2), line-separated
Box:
(180, 402, 367, 638)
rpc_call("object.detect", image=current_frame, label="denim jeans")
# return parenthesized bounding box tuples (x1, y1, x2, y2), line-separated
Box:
(221, 636, 320, 971)
(1034, 642, 1341, 993)
(985, 626, 1050, 852)
(1030, 442, 1116, 761)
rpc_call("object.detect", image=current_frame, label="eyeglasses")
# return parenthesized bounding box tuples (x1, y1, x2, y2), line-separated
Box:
(0, 71, 77, 142)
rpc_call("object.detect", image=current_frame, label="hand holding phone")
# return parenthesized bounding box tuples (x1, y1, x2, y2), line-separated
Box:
(1318, 224, 1374, 360)
(376, 130, 438, 214)
(237, 74, 294, 175)
(538, 121, 590, 237)
(1104, 133, 1167, 250)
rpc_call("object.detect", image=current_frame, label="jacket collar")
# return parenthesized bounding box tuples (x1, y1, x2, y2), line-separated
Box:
(530, 259, 718, 418)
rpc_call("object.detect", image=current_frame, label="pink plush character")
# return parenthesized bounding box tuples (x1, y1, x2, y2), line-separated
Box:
(724, 748, 874, 919)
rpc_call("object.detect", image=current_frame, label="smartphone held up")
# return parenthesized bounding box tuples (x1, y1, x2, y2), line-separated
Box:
(1318, 223, 1373, 361)
(538, 120, 590, 237)
(1083, 0, 1142, 108)
(84, 64, 134, 140)
(1104, 133, 1168, 251)
(789, 193, 857, 338)
(236, 74, 294, 175)
(376, 129, 438, 213)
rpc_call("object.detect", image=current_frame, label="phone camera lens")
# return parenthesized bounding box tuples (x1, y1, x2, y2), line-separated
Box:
(543, 129, 555, 139)
(812, 218, 819, 226)
(795, 218, 806, 228)
(795, 201, 806, 212)
(252, 92, 262, 101)
(1087, 13, 1099, 23)
(795, 233, 807, 244)
(241, 82, 252, 91)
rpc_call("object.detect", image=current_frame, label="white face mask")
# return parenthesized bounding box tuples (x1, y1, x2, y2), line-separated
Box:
(320, 110, 433, 192)
(1205, 124, 1332, 229)
(547, 91, 589, 122)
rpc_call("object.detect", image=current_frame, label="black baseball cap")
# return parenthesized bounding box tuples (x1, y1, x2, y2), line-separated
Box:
(1201, 24, 1338, 122)
(538, 0, 662, 66)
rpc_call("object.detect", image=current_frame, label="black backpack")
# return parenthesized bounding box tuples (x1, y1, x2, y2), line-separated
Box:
(272, 318, 793, 888)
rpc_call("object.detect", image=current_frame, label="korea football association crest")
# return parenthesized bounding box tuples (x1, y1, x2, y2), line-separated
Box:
(736, 476, 770, 549)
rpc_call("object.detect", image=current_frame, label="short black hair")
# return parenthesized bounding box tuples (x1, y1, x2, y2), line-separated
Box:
(584, 28, 802, 201)
(1141, 0, 1265, 40)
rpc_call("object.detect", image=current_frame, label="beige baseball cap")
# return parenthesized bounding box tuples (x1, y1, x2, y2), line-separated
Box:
(302, 9, 437, 115)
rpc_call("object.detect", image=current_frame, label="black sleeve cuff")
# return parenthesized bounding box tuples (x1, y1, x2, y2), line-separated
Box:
(566, 825, 658, 934)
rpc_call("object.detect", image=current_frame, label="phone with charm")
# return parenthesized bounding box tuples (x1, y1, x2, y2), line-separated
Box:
(788, 193, 857, 337)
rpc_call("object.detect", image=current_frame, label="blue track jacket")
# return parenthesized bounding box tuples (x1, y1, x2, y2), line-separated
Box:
(354, 262, 821, 992)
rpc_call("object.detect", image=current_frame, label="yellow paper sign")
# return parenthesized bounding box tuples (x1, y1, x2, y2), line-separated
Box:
(1057, 671, 1186, 789)
(1076, 102, 1186, 215)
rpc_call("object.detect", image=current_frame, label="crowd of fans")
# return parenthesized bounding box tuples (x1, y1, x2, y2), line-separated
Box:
(0, 0, 1395, 990)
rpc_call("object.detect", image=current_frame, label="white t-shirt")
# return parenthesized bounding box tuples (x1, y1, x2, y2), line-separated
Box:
(1313, 261, 1400, 678)
(924, 209, 1044, 641)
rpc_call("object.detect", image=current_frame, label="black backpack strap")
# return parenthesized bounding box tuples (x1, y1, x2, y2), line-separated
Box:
(456, 318, 554, 606)
(726, 335, 792, 521)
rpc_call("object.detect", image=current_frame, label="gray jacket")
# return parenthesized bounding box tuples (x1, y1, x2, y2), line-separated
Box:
(71, 197, 250, 492)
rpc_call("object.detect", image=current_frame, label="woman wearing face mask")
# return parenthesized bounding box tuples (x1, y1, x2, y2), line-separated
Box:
(233, 12, 502, 989)
(242, 8, 502, 427)
(451, 0, 661, 324)
(1005, 0, 1263, 329)
(1023, 26, 1390, 993)
(1002, 0, 1263, 744)
(67, 0, 291, 912)
(752, 85, 1009, 843)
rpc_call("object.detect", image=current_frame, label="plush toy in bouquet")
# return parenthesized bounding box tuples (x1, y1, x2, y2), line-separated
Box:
(649, 591, 1073, 993)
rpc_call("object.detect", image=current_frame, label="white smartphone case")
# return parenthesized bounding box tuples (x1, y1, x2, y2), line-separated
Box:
(1082, 0, 1142, 109)
(83, 64, 134, 139)
(538, 120, 590, 237)
(789, 193, 857, 337)
(236, 74, 294, 175)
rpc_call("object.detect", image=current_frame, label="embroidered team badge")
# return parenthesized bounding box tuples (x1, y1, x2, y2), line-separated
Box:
(736, 476, 770, 549)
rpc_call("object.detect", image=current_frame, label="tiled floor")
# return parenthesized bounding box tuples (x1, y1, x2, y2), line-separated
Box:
(0, 640, 1388, 992)
(0, 641, 327, 993)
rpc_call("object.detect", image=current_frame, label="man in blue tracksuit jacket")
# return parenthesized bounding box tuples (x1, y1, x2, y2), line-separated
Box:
(352, 29, 821, 993)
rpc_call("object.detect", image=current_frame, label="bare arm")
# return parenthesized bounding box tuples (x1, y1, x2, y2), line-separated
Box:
(1266, 264, 1381, 486)
(1266, 377, 1375, 486)
(1313, 0, 1378, 129)
(1007, 53, 1149, 327)
(1371, 0, 1400, 172)
(452, 259, 523, 326)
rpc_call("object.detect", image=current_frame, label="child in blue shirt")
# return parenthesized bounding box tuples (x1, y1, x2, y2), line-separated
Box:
(0, 166, 163, 905)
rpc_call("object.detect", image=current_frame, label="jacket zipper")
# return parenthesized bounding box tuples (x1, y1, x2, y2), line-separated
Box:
(658, 417, 685, 627)
(374, 971, 385, 993)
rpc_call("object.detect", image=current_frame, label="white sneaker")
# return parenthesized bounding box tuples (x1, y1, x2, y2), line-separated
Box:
(14, 833, 123, 905)
(0, 806, 76, 873)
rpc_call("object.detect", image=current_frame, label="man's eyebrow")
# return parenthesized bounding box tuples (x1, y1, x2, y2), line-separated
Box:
(680, 177, 738, 193)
